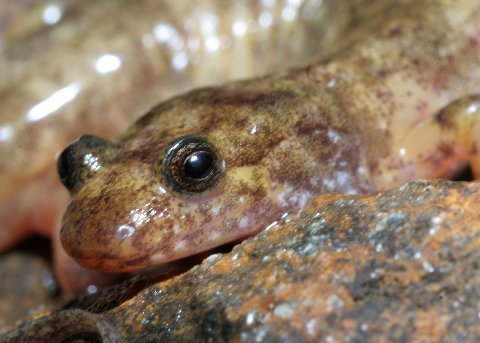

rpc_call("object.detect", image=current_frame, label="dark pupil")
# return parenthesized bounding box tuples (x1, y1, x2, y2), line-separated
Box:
(184, 151, 214, 179)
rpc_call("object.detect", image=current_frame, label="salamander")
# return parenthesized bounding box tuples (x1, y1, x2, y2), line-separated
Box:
(58, 0, 480, 273)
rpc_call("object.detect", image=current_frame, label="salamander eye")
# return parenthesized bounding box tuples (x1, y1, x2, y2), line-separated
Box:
(57, 135, 118, 193)
(161, 135, 225, 193)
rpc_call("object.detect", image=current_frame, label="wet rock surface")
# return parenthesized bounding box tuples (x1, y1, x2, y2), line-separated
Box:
(3, 179, 480, 342)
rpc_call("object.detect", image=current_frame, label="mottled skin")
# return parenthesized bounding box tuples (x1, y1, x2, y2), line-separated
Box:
(60, 0, 480, 272)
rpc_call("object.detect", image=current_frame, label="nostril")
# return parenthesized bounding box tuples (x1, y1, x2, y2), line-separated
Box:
(57, 135, 119, 193)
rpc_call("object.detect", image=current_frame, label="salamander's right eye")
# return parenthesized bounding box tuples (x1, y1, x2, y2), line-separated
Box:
(57, 135, 118, 194)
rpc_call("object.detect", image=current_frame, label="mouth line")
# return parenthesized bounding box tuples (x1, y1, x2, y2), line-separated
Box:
(76, 237, 242, 276)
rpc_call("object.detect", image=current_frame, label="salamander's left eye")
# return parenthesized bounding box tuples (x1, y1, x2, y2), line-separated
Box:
(57, 135, 118, 194)
(160, 135, 225, 193)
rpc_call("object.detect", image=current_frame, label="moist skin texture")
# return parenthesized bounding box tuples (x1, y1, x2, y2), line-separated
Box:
(60, 0, 480, 275)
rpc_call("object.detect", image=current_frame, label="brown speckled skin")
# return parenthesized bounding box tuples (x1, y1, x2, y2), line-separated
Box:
(61, 0, 480, 272)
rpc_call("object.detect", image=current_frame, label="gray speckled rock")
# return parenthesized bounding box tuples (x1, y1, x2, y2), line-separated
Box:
(3, 180, 480, 342)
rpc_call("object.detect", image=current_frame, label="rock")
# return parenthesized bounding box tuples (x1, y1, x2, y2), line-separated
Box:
(3, 180, 480, 342)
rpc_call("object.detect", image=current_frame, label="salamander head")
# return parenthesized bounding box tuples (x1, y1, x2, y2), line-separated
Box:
(58, 86, 301, 272)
